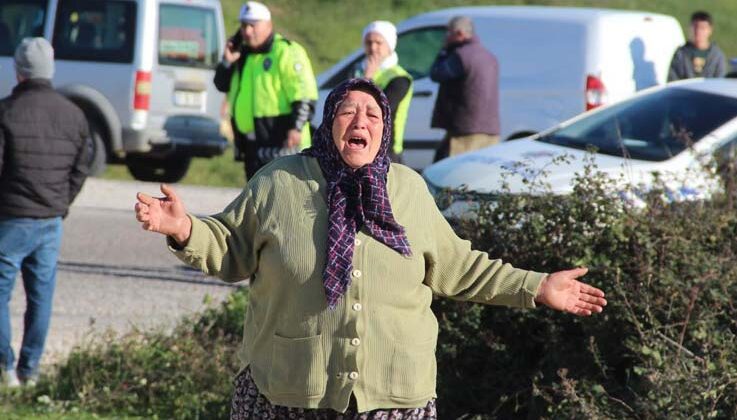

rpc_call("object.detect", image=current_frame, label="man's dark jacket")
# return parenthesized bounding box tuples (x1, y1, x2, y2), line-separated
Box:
(430, 35, 500, 136)
(0, 79, 90, 218)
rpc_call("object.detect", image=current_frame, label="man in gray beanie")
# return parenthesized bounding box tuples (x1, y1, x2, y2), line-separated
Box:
(14, 37, 55, 80)
(0, 37, 90, 387)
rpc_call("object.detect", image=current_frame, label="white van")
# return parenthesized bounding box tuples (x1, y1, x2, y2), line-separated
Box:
(316, 6, 685, 170)
(0, 0, 227, 182)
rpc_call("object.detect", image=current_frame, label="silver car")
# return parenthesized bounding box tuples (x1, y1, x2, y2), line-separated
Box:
(0, 0, 227, 182)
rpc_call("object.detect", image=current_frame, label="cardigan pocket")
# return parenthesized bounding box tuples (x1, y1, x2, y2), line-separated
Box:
(269, 334, 326, 397)
(389, 339, 437, 399)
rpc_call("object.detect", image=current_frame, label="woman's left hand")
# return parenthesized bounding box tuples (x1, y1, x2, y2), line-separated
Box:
(534, 267, 606, 316)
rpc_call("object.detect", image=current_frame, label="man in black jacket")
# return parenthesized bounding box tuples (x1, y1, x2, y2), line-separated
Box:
(0, 38, 89, 387)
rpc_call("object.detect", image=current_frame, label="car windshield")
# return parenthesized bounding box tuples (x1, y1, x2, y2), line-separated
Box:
(159, 4, 219, 69)
(537, 87, 737, 161)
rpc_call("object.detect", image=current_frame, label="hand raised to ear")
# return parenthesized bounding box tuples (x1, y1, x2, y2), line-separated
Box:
(134, 184, 192, 245)
(535, 267, 607, 316)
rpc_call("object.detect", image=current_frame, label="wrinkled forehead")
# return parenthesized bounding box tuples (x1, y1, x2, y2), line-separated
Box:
(330, 88, 382, 117)
(337, 92, 382, 112)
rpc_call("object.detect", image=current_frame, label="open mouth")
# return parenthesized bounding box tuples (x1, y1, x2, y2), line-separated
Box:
(347, 136, 368, 150)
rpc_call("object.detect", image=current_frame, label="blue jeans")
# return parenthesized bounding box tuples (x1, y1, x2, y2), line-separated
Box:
(0, 216, 62, 378)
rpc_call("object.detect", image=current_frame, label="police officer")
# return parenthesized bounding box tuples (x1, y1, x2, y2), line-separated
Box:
(214, 1, 317, 179)
(354, 21, 412, 163)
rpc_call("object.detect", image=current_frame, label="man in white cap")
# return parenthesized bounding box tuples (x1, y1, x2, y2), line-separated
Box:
(0, 37, 90, 387)
(354, 21, 413, 162)
(214, 1, 318, 180)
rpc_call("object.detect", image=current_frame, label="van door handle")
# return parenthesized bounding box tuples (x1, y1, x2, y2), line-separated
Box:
(414, 90, 433, 97)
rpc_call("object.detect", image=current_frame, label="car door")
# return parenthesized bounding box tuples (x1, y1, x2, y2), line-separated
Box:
(316, 25, 446, 170)
(394, 26, 446, 169)
(50, 0, 137, 126)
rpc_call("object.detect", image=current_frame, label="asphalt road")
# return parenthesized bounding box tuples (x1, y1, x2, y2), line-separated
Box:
(7, 178, 245, 366)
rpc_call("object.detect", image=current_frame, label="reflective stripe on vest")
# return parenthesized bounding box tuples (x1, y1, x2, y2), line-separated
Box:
(227, 34, 318, 148)
(373, 65, 412, 155)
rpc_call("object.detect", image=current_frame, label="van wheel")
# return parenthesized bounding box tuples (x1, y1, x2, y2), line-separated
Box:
(126, 155, 191, 183)
(88, 122, 108, 176)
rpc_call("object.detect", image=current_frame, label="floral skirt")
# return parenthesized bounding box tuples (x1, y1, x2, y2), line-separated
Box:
(230, 368, 437, 419)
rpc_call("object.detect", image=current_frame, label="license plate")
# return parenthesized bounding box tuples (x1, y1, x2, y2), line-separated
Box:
(174, 90, 203, 108)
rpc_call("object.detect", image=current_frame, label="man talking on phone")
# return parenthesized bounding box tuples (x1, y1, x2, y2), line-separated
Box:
(214, 1, 317, 180)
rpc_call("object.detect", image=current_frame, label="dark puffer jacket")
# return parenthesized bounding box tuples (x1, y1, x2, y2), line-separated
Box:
(0, 79, 90, 218)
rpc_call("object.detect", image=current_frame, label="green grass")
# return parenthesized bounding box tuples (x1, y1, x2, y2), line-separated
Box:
(103, 0, 737, 187)
(1, 402, 136, 419)
(102, 148, 246, 188)
(221, 0, 737, 73)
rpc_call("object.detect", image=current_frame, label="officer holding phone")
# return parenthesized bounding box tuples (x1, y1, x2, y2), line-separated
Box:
(214, 1, 318, 180)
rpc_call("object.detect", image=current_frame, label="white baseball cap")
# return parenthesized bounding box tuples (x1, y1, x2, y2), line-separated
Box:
(239, 2, 271, 23)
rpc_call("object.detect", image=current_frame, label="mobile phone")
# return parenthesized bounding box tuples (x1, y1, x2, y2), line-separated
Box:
(229, 29, 243, 52)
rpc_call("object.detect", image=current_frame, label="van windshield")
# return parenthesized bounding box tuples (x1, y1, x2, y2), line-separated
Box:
(537, 87, 737, 161)
(0, 0, 46, 56)
(159, 5, 219, 69)
(52, 0, 136, 63)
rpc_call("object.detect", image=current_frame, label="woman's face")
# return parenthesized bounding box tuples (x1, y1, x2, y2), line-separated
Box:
(363, 32, 391, 60)
(332, 90, 384, 169)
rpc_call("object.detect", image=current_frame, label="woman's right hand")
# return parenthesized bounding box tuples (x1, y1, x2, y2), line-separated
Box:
(135, 184, 192, 246)
(364, 54, 380, 79)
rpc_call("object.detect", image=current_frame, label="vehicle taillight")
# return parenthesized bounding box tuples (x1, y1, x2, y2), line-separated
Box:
(134, 71, 151, 110)
(585, 74, 607, 111)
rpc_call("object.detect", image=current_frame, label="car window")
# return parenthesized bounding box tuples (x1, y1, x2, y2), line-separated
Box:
(0, 0, 46, 56)
(320, 26, 445, 90)
(52, 0, 136, 63)
(537, 88, 737, 162)
(159, 4, 219, 69)
(321, 56, 362, 90)
(395, 26, 445, 80)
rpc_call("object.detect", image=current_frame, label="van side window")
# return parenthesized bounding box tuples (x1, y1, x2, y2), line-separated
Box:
(52, 0, 136, 63)
(159, 5, 219, 69)
(0, 0, 47, 56)
(321, 26, 446, 90)
(395, 27, 446, 80)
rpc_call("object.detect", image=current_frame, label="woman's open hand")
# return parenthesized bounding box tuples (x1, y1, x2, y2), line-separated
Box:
(135, 184, 192, 245)
(535, 267, 606, 316)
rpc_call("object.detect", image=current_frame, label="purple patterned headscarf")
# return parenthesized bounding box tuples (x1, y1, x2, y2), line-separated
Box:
(302, 78, 412, 309)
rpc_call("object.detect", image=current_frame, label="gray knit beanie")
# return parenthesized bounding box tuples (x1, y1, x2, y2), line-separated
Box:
(14, 37, 55, 80)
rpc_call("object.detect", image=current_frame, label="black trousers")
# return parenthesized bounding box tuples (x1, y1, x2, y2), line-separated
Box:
(233, 127, 263, 181)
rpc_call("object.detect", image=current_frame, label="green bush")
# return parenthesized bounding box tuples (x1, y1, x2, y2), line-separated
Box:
(434, 161, 737, 418)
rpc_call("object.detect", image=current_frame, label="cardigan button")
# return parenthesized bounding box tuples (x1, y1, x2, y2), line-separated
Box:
(352, 303, 362, 311)
(351, 338, 361, 346)
(354, 238, 362, 246)
(349, 371, 359, 380)
(352, 269, 362, 278)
